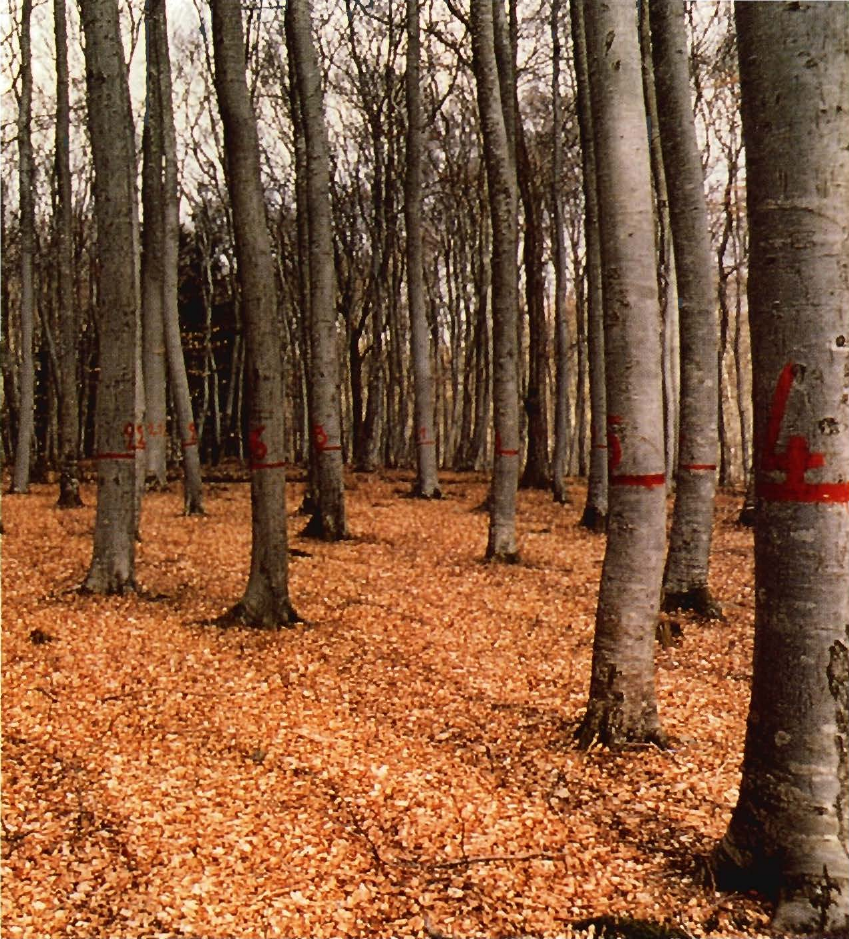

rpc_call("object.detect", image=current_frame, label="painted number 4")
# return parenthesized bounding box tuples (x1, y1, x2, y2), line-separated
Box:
(758, 362, 849, 505)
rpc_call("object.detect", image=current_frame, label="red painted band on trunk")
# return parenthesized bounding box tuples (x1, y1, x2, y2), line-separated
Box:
(250, 461, 288, 471)
(416, 440, 435, 446)
(757, 479, 849, 504)
(496, 449, 520, 456)
(593, 444, 608, 449)
(680, 463, 716, 471)
(181, 441, 198, 450)
(94, 452, 136, 461)
(610, 473, 666, 488)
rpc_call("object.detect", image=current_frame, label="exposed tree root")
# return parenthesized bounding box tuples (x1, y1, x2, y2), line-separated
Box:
(662, 586, 724, 620)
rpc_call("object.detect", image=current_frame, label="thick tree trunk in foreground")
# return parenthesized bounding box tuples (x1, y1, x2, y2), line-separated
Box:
(54, 0, 82, 508)
(154, 0, 203, 514)
(80, 0, 139, 593)
(471, 0, 520, 562)
(714, 4, 849, 932)
(570, 0, 607, 532)
(650, 0, 720, 618)
(211, 0, 298, 626)
(576, 0, 667, 749)
(287, 0, 347, 540)
(405, 0, 440, 499)
(11, 0, 34, 495)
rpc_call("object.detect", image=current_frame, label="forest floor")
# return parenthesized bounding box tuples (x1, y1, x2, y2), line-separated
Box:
(2, 470, 776, 939)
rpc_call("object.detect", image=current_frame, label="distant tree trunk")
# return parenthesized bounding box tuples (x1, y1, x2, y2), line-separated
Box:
(211, 0, 298, 625)
(11, 0, 34, 494)
(153, 0, 204, 514)
(639, 0, 679, 483)
(570, 0, 607, 532)
(141, 5, 168, 490)
(650, 0, 720, 618)
(576, 0, 667, 749)
(286, 0, 347, 540)
(405, 0, 440, 498)
(471, 0, 520, 562)
(54, 0, 82, 508)
(79, 0, 139, 594)
(714, 5, 849, 932)
(550, 0, 571, 505)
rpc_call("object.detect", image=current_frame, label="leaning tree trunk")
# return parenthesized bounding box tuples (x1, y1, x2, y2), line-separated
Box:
(650, 0, 720, 618)
(714, 4, 849, 933)
(286, 0, 348, 540)
(79, 0, 139, 594)
(11, 0, 34, 494)
(570, 0, 607, 532)
(154, 0, 203, 514)
(141, 7, 169, 490)
(471, 0, 520, 562)
(211, 0, 298, 626)
(54, 0, 82, 507)
(575, 0, 667, 749)
(405, 0, 440, 499)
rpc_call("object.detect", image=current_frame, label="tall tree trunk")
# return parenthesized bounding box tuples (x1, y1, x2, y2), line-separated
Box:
(576, 0, 667, 749)
(154, 0, 204, 514)
(79, 0, 139, 593)
(550, 0, 571, 505)
(286, 0, 347, 540)
(211, 0, 298, 625)
(471, 0, 520, 562)
(714, 5, 849, 932)
(141, 4, 168, 490)
(650, 0, 720, 618)
(405, 0, 440, 497)
(11, 0, 34, 494)
(639, 0, 679, 484)
(570, 0, 607, 532)
(54, 0, 82, 507)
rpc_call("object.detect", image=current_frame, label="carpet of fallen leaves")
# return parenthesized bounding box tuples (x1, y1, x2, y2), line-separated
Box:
(2, 470, 775, 939)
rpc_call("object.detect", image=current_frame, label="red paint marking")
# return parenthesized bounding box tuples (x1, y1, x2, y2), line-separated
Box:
(183, 422, 198, 449)
(250, 460, 288, 471)
(417, 426, 435, 446)
(94, 452, 136, 461)
(320, 445, 343, 451)
(135, 424, 146, 450)
(680, 463, 716, 471)
(181, 441, 198, 450)
(757, 362, 849, 504)
(610, 473, 666, 488)
(607, 429, 622, 471)
(593, 444, 608, 450)
(417, 439, 435, 446)
(313, 423, 329, 451)
(494, 431, 519, 456)
(249, 425, 268, 463)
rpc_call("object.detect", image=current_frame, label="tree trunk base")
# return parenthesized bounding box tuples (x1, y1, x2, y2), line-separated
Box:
(738, 500, 757, 527)
(145, 476, 169, 492)
(79, 573, 137, 596)
(183, 498, 205, 517)
(552, 480, 571, 504)
(575, 701, 668, 751)
(519, 466, 551, 490)
(57, 470, 83, 508)
(300, 511, 349, 541)
(409, 482, 442, 499)
(484, 547, 520, 564)
(214, 600, 301, 630)
(579, 504, 607, 532)
(297, 491, 318, 516)
(662, 586, 724, 620)
(712, 838, 848, 936)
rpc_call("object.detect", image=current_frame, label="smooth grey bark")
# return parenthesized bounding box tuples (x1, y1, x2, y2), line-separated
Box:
(405, 0, 440, 498)
(211, 0, 298, 626)
(11, 0, 34, 494)
(471, 0, 520, 562)
(650, 0, 720, 618)
(714, 5, 849, 932)
(141, 6, 168, 490)
(286, 0, 348, 540)
(551, 0, 571, 505)
(576, 0, 667, 749)
(153, 0, 204, 514)
(79, 0, 139, 593)
(570, 0, 607, 532)
(638, 0, 679, 484)
(54, 0, 82, 508)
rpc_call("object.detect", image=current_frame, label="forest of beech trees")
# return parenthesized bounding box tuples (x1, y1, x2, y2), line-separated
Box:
(2, 0, 848, 936)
